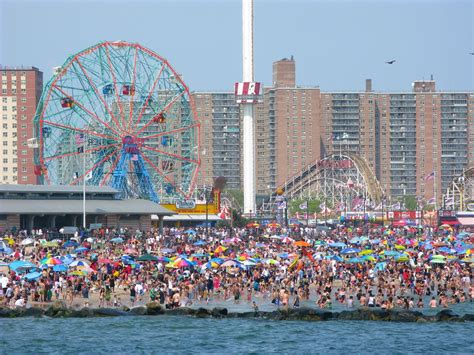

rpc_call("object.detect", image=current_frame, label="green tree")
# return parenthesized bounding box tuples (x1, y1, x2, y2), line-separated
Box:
(224, 189, 244, 209)
(229, 208, 249, 228)
(403, 195, 417, 210)
(288, 198, 321, 215)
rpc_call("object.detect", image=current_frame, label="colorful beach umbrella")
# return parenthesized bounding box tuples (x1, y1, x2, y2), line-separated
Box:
(294, 240, 311, 247)
(40, 257, 62, 265)
(214, 246, 228, 254)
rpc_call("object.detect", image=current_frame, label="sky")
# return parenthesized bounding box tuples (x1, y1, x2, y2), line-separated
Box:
(0, 0, 473, 92)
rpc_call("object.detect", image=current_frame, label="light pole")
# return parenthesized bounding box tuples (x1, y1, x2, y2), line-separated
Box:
(205, 186, 211, 237)
(381, 194, 385, 226)
(458, 175, 465, 211)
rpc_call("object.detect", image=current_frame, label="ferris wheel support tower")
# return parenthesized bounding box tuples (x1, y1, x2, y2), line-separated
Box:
(237, 0, 261, 216)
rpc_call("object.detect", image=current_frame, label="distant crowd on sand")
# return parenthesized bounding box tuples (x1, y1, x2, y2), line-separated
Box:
(1, 223, 473, 312)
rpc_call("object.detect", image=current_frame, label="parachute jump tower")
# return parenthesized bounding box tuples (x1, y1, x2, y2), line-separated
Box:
(236, 0, 262, 216)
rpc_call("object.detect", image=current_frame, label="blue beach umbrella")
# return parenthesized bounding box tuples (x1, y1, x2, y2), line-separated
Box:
(9, 260, 36, 272)
(0, 246, 13, 254)
(209, 257, 224, 264)
(63, 241, 80, 248)
(329, 242, 346, 248)
(326, 255, 343, 262)
(53, 264, 68, 272)
(23, 271, 42, 281)
(346, 257, 364, 264)
(59, 256, 73, 265)
(375, 262, 387, 271)
(193, 240, 207, 246)
(456, 232, 469, 238)
(382, 250, 400, 257)
(341, 248, 361, 254)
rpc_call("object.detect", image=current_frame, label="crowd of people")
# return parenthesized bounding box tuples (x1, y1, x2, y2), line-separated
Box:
(0, 223, 473, 313)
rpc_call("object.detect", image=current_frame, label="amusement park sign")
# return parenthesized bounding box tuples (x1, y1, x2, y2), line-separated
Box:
(175, 200, 196, 209)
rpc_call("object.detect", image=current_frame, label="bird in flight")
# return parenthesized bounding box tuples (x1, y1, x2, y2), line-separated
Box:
(385, 60, 396, 64)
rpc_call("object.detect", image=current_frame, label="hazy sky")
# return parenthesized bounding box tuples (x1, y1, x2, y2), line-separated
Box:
(1, 0, 473, 92)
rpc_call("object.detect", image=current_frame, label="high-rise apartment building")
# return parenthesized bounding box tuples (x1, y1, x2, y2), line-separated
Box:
(0, 66, 43, 184)
(193, 92, 241, 190)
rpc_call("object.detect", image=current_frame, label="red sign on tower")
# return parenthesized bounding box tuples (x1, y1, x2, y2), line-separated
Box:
(234, 82, 263, 103)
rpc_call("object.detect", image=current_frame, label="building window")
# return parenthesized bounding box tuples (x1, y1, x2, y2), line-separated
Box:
(22, 167, 27, 172)
(22, 176, 27, 181)
(2, 158, 7, 163)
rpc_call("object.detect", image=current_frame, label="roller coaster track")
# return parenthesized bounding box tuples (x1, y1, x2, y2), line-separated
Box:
(445, 165, 474, 210)
(274, 152, 383, 205)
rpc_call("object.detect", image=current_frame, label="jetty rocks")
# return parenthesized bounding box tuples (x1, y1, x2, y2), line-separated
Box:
(0, 302, 472, 322)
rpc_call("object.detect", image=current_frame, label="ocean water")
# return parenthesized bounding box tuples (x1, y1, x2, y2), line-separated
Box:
(1, 316, 474, 354)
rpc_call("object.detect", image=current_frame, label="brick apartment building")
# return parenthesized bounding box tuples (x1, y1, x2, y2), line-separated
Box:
(0, 66, 43, 184)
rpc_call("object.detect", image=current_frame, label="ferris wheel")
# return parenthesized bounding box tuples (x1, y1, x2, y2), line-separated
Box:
(34, 41, 200, 203)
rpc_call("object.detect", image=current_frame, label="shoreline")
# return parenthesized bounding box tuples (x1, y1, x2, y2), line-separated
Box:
(1, 301, 473, 323)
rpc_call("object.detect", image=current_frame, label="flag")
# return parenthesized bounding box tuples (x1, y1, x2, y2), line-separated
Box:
(277, 201, 287, 210)
(391, 202, 401, 210)
(74, 172, 79, 179)
(131, 154, 139, 161)
(299, 201, 308, 210)
(427, 198, 435, 205)
(77, 146, 84, 153)
(424, 171, 435, 181)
